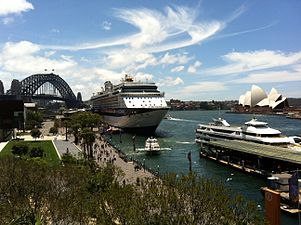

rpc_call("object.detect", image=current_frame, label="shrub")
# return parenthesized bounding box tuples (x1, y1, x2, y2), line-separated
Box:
(11, 142, 29, 156)
(29, 147, 44, 158)
(49, 126, 58, 135)
(30, 128, 41, 140)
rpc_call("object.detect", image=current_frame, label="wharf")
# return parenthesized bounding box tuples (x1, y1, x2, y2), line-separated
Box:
(198, 139, 301, 176)
(208, 140, 301, 165)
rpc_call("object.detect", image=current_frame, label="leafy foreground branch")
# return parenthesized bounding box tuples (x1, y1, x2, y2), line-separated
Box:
(0, 156, 263, 225)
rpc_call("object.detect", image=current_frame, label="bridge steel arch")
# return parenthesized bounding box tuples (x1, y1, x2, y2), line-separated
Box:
(20, 73, 79, 107)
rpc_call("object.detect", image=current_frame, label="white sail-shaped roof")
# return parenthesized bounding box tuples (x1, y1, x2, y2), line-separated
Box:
(244, 91, 251, 106)
(268, 88, 282, 102)
(239, 95, 245, 106)
(271, 97, 287, 109)
(250, 85, 267, 107)
(256, 98, 270, 107)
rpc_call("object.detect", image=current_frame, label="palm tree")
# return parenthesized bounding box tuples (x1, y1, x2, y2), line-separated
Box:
(80, 128, 96, 158)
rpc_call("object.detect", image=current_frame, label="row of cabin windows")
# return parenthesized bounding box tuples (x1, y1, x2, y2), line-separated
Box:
(124, 97, 162, 100)
(128, 104, 163, 107)
(126, 104, 164, 107)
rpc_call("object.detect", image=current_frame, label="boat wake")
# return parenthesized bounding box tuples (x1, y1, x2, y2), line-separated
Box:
(135, 147, 172, 152)
(168, 117, 198, 123)
(175, 141, 194, 145)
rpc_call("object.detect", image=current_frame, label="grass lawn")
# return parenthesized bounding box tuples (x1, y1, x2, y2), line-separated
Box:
(0, 140, 61, 166)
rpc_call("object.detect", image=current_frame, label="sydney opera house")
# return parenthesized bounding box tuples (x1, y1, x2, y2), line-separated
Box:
(236, 85, 288, 112)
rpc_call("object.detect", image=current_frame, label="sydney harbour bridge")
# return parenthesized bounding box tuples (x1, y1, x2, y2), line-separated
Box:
(2, 73, 83, 108)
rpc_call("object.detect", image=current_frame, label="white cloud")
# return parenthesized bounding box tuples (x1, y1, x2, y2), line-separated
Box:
(116, 8, 168, 49)
(105, 51, 156, 69)
(1, 41, 40, 59)
(160, 52, 192, 65)
(0, 41, 76, 74)
(50, 28, 60, 33)
(102, 21, 112, 31)
(134, 72, 154, 82)
(2, 17, 14, 25)
(187, 60, 202, 74)
(93, 68, 122, 82)
(180, 81, 226, 94)
(0, 0, 34, 16)
(44, 50, 56, 57)
(205, 50, 301, 76)
(42, 5, 223, 54)
(104, 51, 193, 72)
(171, 65, 184, 73)
(158, 76, 184, 87)
(234, 66, 301, 84)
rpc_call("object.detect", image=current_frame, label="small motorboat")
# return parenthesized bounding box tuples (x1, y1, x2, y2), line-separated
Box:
(145, 137, 161, 155)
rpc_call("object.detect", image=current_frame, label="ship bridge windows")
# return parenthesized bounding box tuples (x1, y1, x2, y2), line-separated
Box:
(247, 124, 268, 128)
(243, 132, 257, 137)
(211, 128, 234, 134)
(260, 133, 281, 137)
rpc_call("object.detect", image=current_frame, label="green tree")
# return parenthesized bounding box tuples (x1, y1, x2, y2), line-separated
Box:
(25, 110, 43, 130)
(71, 123, 81, 145)
(68, 112, 100, 146)
(70, 112, 101, 130)
(30, 128, 41, 140)
(80, 128, 96, 158)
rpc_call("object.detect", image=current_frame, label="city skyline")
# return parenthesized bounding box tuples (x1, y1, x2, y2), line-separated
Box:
(0, 0, 300, 101)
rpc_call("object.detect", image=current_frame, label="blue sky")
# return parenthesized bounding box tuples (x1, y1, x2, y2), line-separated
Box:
(0, 0, 300, 101)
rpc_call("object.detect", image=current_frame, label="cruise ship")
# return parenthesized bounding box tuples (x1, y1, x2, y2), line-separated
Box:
(91, 74, 169, 134)
(195, 118, 297, 146)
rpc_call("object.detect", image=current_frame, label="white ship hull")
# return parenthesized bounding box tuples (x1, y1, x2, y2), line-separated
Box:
(102, 108, 169, 133)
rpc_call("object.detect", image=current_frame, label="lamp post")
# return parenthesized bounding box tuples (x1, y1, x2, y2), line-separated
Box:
(65, 121, 68, 141)
(62, 117, 70, 141)
(143, 158, 145, 172)
(157, 165, 160, 176)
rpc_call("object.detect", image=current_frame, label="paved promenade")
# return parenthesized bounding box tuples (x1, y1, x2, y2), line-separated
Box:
(93, 135, 155, 184)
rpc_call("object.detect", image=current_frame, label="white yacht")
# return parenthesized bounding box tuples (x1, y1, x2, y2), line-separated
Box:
(144, 137, 161, 155)
(91, 74, 169, 134)
(195, 118, 294, 146)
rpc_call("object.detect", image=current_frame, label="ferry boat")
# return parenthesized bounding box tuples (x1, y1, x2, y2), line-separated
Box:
(91, 74, 169, 134)
(195, 117, 295, 146)
(144, 137, 161, 155)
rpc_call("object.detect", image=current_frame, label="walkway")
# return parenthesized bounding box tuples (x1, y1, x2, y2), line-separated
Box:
(93, 135, 155, 184)
(0, 141, 9, 152)
(54, 140, 81, 158)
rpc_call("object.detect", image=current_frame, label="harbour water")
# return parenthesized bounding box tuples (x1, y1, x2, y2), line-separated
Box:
(109, 110, 301, 224)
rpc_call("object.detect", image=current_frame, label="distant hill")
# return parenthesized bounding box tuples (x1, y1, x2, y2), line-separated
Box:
(287, 98, 301, 107)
